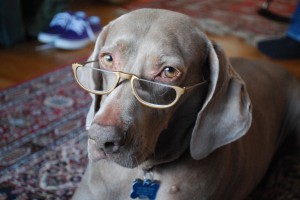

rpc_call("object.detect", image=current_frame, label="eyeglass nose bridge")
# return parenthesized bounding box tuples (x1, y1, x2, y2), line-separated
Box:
(118, 72, 134, 80)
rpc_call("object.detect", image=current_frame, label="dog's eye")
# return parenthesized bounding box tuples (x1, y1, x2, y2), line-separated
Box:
(163, 66, 180, 78)
(102, 54, 113, 67)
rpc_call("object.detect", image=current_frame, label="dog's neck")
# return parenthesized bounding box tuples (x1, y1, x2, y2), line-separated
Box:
(140, 148, 192, 173)
(140, 122, 195, 170)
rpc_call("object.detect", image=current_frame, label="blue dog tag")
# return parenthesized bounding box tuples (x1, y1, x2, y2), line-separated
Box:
(130, 178, 160, 200)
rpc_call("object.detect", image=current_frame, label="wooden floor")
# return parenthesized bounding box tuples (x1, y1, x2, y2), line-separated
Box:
(0, 1, 299, 90)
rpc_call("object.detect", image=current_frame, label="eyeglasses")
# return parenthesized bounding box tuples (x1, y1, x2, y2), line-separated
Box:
(72, 60, 208, 109)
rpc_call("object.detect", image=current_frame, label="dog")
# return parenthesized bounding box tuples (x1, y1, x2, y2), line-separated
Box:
(72, 8, 300, 200)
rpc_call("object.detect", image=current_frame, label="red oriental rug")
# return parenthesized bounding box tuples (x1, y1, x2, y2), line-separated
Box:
(0, 66, 90, 199)
(120, 0, 298, 44)
(0, 65, 299, 199)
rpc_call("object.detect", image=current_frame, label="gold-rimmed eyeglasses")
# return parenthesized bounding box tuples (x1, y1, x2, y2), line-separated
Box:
(72, 60, 208, 109)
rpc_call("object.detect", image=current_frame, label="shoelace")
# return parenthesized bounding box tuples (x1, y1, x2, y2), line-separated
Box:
(50, 12, 72, 28)
(66, 17, 96, 40)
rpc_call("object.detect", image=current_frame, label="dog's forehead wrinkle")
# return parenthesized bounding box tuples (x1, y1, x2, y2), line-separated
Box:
(101, 37, 132, 55)
(134, 38, 185, 68)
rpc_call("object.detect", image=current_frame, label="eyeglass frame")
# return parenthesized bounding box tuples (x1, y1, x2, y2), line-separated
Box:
(72, 60, 208, 109)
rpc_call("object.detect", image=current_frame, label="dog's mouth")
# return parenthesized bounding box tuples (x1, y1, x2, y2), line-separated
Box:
(88, 138, 108, 160)
(87, 138, 151, 168)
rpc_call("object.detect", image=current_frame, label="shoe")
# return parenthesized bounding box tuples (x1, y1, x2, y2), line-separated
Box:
(258, 36, 300, 59)
(54, 16, 102, 50)
(38, 11, 86, 43)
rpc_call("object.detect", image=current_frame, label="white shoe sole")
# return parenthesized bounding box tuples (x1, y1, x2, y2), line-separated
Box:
(38, 33, 60, 43)
(54, 38, 91, 50)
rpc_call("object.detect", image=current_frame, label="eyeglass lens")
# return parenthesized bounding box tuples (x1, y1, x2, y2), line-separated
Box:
(132, 79, 177, 105)
(76, 66, 118, 93)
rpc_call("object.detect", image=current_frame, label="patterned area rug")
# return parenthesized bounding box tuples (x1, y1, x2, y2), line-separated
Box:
(0, 65, 299, 199)
(121, 0, 298, 44)
(0, 66, 90, 199)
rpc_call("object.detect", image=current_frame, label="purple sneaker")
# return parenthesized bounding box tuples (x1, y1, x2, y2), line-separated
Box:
(38, 11, 86, 43)
(54, 16, 102, 50)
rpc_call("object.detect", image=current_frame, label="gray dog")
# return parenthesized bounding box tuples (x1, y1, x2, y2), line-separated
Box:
(72, 9, 300, 200)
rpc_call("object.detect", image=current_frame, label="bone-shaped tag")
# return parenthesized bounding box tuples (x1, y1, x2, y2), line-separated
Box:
(130, 178, 160, 200)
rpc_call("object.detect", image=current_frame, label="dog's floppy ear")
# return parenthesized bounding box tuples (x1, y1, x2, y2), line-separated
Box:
(85, 25, 110, 130)
(190, 41, 252, 160)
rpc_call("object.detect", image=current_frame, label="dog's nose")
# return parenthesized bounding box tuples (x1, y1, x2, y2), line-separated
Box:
(88, 124, 125, 154)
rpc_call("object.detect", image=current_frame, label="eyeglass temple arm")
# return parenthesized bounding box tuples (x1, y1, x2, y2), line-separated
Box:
(74, 60, 99, 66)
(184, 80, 209, 91)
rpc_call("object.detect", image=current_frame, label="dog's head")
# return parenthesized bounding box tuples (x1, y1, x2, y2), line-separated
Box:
(81, 9, 252, 168)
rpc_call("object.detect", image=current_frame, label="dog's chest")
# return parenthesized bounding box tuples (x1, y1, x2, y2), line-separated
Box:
(110, 177, 207, 200)
(92, 163, 212, 200)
